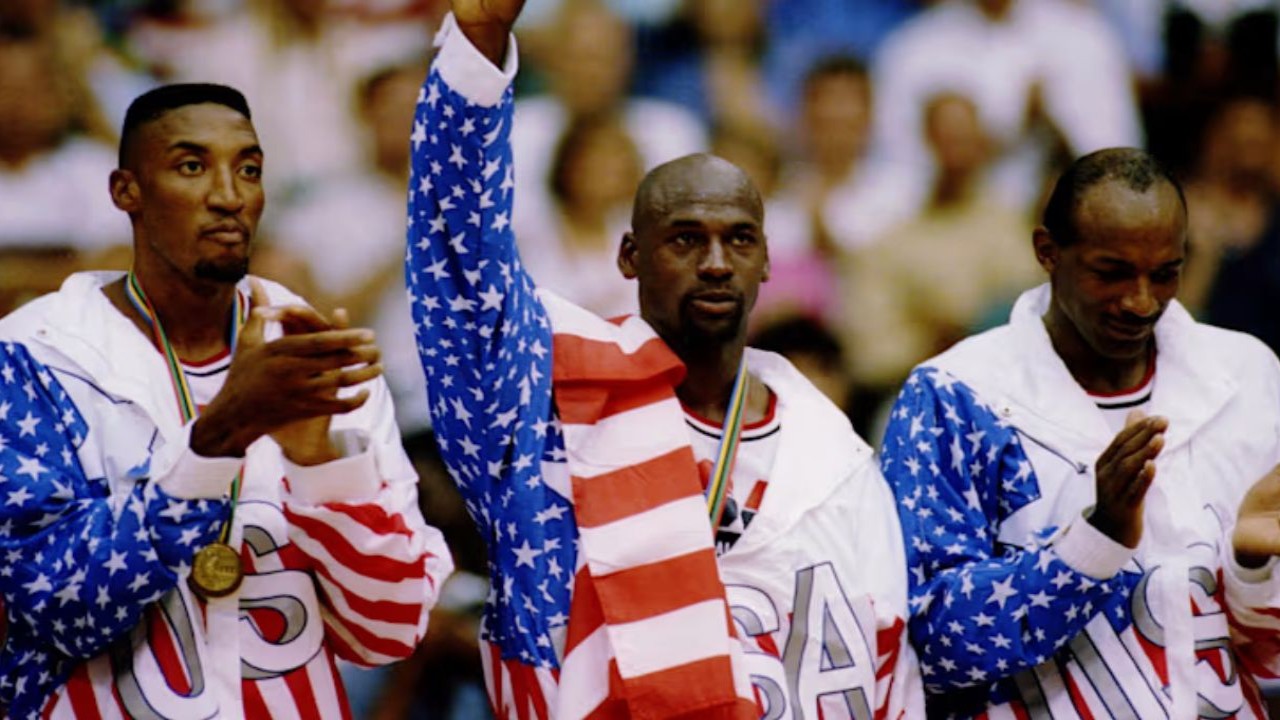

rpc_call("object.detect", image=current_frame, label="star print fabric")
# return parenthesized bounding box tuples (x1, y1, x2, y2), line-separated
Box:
(0, 342, 225, 718)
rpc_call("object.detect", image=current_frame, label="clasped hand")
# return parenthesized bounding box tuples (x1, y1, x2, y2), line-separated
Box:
(191, 280, 383, 465)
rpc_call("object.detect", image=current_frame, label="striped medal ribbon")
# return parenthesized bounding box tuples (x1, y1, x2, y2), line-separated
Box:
(704, 356, 749, 531)
(125, 271, 247, 598)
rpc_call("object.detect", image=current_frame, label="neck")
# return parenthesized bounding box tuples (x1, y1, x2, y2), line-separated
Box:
(931, 169, 976, 208)
(1043, 305, 1151, 394)
(673, 338, 751, 423)
(111, 262, 238, 361)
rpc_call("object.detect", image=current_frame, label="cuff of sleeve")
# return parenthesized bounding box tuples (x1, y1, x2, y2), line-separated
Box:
(433, 12, 518, 107)
(155, 424, 242, 500)
(1227, 552, 1280, 585)
(1051, 514, 1135, 580)
(282, 429, 381, 505)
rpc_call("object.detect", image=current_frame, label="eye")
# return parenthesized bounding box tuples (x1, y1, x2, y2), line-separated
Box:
(729, 232, 757, 247)
(239, 163, 263, 180)
(1093, 268, 1127, 283)
(177, 160, 203, 176)
(1151, 267, 1181, 284)
(671, 232, 699, 247)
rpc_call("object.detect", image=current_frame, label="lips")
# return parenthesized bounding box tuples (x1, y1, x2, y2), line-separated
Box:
(201, 222, 248, 243)
(1104, 318, 1153, 341)
(687, 291, 741, 317)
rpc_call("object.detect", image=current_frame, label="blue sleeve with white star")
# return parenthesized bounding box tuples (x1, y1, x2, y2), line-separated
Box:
(0, 342, 225, 713)
(879, 367, 1127, 693)
(405, 37, 577, 670)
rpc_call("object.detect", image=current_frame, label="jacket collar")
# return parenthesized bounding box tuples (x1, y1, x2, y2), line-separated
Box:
(998, 284, 1236, 454)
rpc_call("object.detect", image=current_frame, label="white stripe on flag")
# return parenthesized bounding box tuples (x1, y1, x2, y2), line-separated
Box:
(561, 398, 688, 478)
(578, 496, 713, 575)
(609, 599, 732, 679)
(557, 625, 613, 720)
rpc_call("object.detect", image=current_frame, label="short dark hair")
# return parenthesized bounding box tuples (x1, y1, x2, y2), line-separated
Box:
(119, 83, 251, 168)
(750, 315, 844, 368)
(1042, 147, 1186, 246)
(802, 54, 867, 95)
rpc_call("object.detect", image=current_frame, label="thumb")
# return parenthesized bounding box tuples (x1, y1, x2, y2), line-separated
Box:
(241, 278, 273, 346)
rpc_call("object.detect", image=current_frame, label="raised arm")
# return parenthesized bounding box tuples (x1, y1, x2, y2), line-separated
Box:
(404, 4, 553, 515)
(879, 367, 1134, 692)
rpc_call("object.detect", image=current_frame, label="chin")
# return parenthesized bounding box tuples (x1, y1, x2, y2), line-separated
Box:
(194, 258, 250, 284)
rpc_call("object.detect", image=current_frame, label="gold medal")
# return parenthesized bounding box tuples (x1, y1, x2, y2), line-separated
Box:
(188, 542, 243, 598)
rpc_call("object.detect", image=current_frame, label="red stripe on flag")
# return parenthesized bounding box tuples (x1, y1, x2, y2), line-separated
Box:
(590, 549, 725, 625)
(552, 334, 683, 389)
(324, 649, 356, 720)
(564, 569, 604, 655)
(507, 659, 550, 720)
(62, 665, 101, 720)
(283, 663, 324, 720)
(1062, 666, 1097, 720)
(322, 615, 371, 666)
(622, 655, 754, 719)
(284, 509, 426, 583)
(321, 603, 417, 659)
(242, 676, 272, 718)
(311, 560, 425, 626)
(147, 606, 192, 696)
(306, 500, 417, 541)
(570, 448, 702, 528)
(556, 378, 679, 427)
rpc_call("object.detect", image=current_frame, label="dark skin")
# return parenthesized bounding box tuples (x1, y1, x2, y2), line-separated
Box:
(1034, 179, 1182, 549)
(1035, 178, 1280, 566)
(457, 0, 772, 424)
(107, 102, 382, 465)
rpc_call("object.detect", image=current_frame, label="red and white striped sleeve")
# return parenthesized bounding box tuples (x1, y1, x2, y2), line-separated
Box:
(280, 377, 455, 666)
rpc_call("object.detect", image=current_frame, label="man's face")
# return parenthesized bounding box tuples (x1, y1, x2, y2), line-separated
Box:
(117, 103, 264, 284)
(619, 163, 769, 352)
(803, 72, 870, 168)
(1040, 180, 1186, 362)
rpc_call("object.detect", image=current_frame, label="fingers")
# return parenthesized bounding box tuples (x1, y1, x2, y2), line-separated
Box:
(272, 304, 334, 335)
(240, 278, 272, 347)
(268, 329, 378, 358)
(332, 308, 350, 331)
(304, 364, 383, 392)
(1097, 415, 1168, 468)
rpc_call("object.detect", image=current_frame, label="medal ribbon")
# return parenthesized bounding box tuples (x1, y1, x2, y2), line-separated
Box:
(705, 355, 749, 530)
(125, 271, 246, 542)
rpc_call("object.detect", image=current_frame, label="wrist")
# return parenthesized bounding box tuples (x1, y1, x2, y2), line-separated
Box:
(190, 409, 257, 459)
(455, 19, 510, 66)
(281, 439, 341, 467)
(1086, 510, 1137, 549)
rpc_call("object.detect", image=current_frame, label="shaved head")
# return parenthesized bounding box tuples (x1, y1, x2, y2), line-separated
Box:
(631, 153, 763, 236)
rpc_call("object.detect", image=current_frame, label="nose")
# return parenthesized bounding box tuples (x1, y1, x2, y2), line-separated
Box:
(1120, 277, 1158, 318)
(697, 237, 733, 279)
(207, 166, 245, 214)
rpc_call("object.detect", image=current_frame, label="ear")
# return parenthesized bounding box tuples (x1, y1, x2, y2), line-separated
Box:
(617, 231, 639, 279)
(110, 169, 141, 213)
(1031, 227, 1058, 274)
(761, 234, 770, 283)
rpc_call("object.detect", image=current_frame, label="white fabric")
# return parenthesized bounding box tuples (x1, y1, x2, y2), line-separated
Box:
(0, 138, 131, 251)
(0, 271, 453, 717)
(871, 0, 1143, 210)
(930, 283, 1280, 717)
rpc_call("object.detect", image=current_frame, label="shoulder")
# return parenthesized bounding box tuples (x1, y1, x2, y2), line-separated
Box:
(1177, 314, 1280, 384)
(748, 347, 869, 456)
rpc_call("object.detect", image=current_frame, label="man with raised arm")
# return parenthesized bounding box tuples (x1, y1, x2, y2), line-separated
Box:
(880, 147, 1280, 717)
(405, 1, 921, 718)
(0, 83, 453, 719)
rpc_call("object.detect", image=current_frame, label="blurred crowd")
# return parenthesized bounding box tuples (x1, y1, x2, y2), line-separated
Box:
(4, 0, 1280, 716)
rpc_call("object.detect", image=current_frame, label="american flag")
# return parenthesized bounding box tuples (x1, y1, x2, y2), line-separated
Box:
(406, 23, 755, 718)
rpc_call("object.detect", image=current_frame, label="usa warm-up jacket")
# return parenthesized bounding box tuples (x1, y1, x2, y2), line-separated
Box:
(0, 272, 453, 719)
(880, 283, 1280, 718)
(403, 15, 922, 719)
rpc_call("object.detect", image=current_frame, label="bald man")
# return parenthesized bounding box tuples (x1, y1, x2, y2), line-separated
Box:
(400, 3, 922, 718)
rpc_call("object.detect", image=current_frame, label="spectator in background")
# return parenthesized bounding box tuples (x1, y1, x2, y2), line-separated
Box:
(712, 119, 838, 326)
(781, 55, 922, 254)
(749, 314, 861, 430)
(268, 58, 430, 433)
(128, 0, 429, 202)
(517, 114, 643, 318)
(843, 92, 1038, 394)
(1180, 97, 1280, 356)
(762, 0, 916, 118)
(0, 31, 131, 312)
(512, 0, 704, 242)
(872, 0, 1143, 213)
(632, 0, 774, 128)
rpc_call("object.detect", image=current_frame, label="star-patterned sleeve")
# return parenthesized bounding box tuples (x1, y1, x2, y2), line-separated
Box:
(0, 342, 226, 713)
(879, 367, 1129, 692)
(403, 20, 577, 670)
